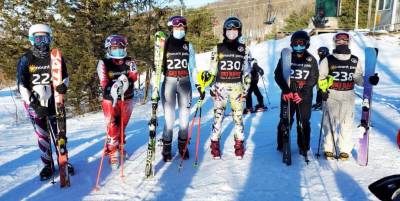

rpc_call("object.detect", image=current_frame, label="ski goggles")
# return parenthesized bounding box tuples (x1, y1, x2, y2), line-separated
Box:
(108, 36, 128, 47)
(31, 35, 51, 45)
(334, 33, 350, 41)
(291, 39, 306, 46)
(168, 17, 187, 27)
(224, 19, 242, 29)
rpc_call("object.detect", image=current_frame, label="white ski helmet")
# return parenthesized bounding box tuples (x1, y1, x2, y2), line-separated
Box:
(28, 24, 52, 45)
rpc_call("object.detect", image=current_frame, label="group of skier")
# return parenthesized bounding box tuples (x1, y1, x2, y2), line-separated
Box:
(17, 15, 380, 182)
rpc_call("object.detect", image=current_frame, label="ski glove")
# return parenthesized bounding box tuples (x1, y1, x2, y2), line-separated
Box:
(293, 92, 302, 104)
(368, 73, 379, 86)
(195, 84, 205, 100)
(321, 91, 329, 101)
(282, 92, 293, 102)
(318, 75, 334, 93)
(30, 100, 49, 118)
(55, 83, 67, 94)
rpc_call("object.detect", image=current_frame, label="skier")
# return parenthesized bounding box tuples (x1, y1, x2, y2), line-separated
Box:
(275, 30, 319, 157)
(312, 46, 330, 111)
(202, 16, 252, 159)
(16, 24, 74, 180)
(97, 34, 138, 169)
(244, 58, 266, 114)
(318, 32, 379, 160)
(151, 15, 197, 162)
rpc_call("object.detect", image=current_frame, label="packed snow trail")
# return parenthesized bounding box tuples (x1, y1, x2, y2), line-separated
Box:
(0, 32, 399, 201)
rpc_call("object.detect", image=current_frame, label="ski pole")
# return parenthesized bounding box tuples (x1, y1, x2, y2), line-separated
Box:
(260, 75, 271, 105)
(193, 107, 202, 167)
(94, 135, 108, 191)
(325, 104, 339, 160)
(315, 101, 327, 158)
(47, 117, 61, 184)
(120, 95, 125, 178)
(178, 105, 199, 171)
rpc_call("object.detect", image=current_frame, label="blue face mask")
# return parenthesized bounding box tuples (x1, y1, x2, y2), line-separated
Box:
(173, 30, 185, 39)
(292, 45, 306, 53)
(110, 48, 126, 58)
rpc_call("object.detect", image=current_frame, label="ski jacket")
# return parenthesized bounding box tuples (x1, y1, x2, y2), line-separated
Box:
(97, 57, 138, 101)
(250, 61, 264, 83)
(208, 40, 252, 89)
(16, 50, 69, 105)
(153, 36, 197, 91)
(274, 50, 318, 98)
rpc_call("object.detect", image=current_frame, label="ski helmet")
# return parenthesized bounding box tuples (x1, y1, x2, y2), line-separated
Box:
(318, 46, 329, 57)
(167, 15, 187, 31)
(28, 24, 52, 45)
(290, 30, 310, 50)
(223, 17, 242, 39)
(104, 35, 128, 59)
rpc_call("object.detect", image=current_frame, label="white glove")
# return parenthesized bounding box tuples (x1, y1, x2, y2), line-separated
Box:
(110, 80, 123, 107)
(118, 74, 129, 100)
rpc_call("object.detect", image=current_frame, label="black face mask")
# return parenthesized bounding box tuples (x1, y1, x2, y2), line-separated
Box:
(334, 45, 351, 54)
(32, 44, 50, 58)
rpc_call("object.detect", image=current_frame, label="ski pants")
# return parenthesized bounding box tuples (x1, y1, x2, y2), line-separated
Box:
(315, 86, 322, 105)
(161, 76, 192, 141)
(323, 90, 355, 154)
(277, 96, 312, 151)
(246, 81, 264, 109)
(24, 102, 58, 166)
(211, 82, 245, 141)
(102, 99, 133, 152)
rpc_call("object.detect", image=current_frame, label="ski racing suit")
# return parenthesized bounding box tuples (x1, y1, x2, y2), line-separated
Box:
(275, 50, 318, 152)
(97, 58, 138, 153)
(17, 49, 69, 166)
(319, 52, 363, 154)
(208, 40, 252, 141)
(152, 36, 197, 142)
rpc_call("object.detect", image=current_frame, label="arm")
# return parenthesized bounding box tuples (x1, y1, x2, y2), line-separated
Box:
(354, 60, 364, 86)
(318, 57, 329, 80)
(242, 50, 252, 92)
(188, 43, 199, 85)
(208, 46, 218, 76)
(16, 55, 32, 104)
(274, 58, 290, 93)
(300, 57, 319, 97)
(96, 59, 110, 92)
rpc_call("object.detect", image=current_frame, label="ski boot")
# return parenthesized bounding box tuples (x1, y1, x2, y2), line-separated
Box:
(255, 104, 266, 112)
(339, 152, 349, 161)
(210, 140, 221, 159)
(243, 107, 253, 114)
(312, 103, 322, 111)
(67, 163, 75, 175)
(39, 164, 53, 181)
(234, 140, 245, 159)
(178, 137, 189, 160)
(324, 151, 335, 160)
(162, 139, 172, 162)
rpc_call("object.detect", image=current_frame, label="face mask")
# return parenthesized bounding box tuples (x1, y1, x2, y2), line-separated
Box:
(292, 45, 306, 53)
(173, 30, 185, 39)
(334, 45, 350, 54)
(226, 30, 239, 40)
(110, 48, 126, 58)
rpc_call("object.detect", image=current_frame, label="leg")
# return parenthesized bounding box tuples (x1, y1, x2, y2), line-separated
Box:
(322, 98, 339, 153)
(101, 100, 120, 152)
(245, 84, 254, 109)
(253, 83, 264, 106)
(337, 97, 355, 154)
(277, 98, 295, 150)
(176, 78, 192, 159)
(120, 99, 134, 144)
(211, 84, 228, 141)
(297, 99, 312, 152)
(230, 84, 245, 141)
(161, 78, 177, 142)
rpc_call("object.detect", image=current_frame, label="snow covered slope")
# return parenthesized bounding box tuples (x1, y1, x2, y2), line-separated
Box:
(0, 32, 399, 201)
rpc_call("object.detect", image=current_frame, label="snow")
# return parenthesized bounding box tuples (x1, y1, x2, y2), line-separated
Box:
(1, 32, 399, 201)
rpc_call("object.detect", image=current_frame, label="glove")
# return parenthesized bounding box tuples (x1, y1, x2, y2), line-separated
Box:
(197, 70, 215, 88)
(368, 73, 379, 86)
(318, 75, 334, 93)
(282, 92, 293, 102)
(293, 92, 302, 104)
(321, 91, 329, 101)
(30, 100, 49, 118)
(195, 84, 205, 100)
(55, 83, 67, 94)
(151, 88, 160, 102)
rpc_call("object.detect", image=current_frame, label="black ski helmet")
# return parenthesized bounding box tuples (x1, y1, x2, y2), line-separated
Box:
(317, 46, 329, 57)
(223, 16, 242, 39)
(290, 30, 310, 49)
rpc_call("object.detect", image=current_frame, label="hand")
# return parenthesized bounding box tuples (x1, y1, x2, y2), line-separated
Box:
(55, 83, 67, 94)
(30, 100, 49, 118)
(282, 92, 293, 102)
(293, 92, 302, 104)
(210, 88, 216, 97)
(368, 73, 379, 86)
(195, 84, 205, 100)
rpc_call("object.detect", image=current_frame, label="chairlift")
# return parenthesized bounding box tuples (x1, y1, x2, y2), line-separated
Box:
(264, 0, 277, 25)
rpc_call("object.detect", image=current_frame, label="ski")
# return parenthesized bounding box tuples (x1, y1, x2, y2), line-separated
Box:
(50, 49, 70, 187)
(281, 48, 292, 166)
(145, 102, 158, 178)
(357, 47, 378, 166)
